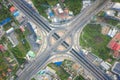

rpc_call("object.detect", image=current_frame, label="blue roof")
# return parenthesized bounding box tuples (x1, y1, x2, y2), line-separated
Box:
(13, 11, 19, 17)
(54, 61, 62, 66)
(0, 18, 11, 26)
(49, 12, 54, 17)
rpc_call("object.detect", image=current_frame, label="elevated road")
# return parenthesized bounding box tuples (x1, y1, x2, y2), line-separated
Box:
(10, 0, 111, 80)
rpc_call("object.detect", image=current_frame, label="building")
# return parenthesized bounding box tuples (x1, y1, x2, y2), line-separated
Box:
(0, 44, 5, 52)
(26, 50, 35, 60)
(9, 6, 16, 13)
(46, 66, 56, 74)
(105, 10, 115, 17)
(13, 10, 20, 17)
(52, 3, 73, 23)
(101, 26, 110, 35)
(108, 28, 118, 38)
(0, 27, 5, 38)
(100, 61, 111, 71)
(6, 27, 19, 47)
(112, 62, 120, 76)
(107, 32, 120, 58)
(82, 0, 91, 9)
(0, 4, 2, 9)
(20, 26, 25, 32)
(112, 3, 120, 10)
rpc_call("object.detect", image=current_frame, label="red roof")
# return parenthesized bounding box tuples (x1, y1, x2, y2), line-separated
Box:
(9, 6, 16, 13)
(113, 51, 120, 58)
(108, 40, 120, 51)
(0, 44, 5, 52)
(107, 32, 120, 58)
(0, 44, 4, 49)
(114, 32, 120, 40)
(108, 32, 120, 51)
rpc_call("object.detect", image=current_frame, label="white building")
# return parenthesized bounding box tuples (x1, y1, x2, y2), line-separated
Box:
(108, 28, 118, 38)
(100, 61, 111, 70)
(112, 3, 120, 10)
(82, 0, 91, 9)
(6, 27, 19, 47)
(105, 10, 115, 16)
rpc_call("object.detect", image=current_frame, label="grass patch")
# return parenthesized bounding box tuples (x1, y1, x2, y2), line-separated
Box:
(74, 75, 84, 80)
(32, 0, 58, 19)
(80, 24, 112, 60)
(9, 29, 31, 64)
(105, 18, 119, 26)
(0, 30, 30, 65)
(112, 0, 120, 2)
(48, 63, 70, 80)
(0, 3, 11, 21)
(63, 0, 82, 15)
(116, 24, 120, 29)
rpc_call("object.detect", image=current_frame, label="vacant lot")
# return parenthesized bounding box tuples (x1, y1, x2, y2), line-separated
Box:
(63, 0, 82, 15)
(112, 0, 120, 2)
(80, 24, 112, 60)
(74, 75, 84, 80)
(10, 29, 30, 64)
(48, 63, 70, 80)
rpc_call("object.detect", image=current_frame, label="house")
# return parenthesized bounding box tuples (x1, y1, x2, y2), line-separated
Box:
(101, 26, 110, 35)
(82, 0, 91, 9)
(0, 4, 2, 9)
(9, 6, 16, 13)
(107, 32, 120, 58)
(0, 44, 5, 52)
(112, 3, 120, 10)
(0, 27, 5, 38)
(13, 10, 20, 17)
(100, 61, 111, 71)
(108, 28, 118, 38)
(6, 27, 19, 47)
(112, 62, 120, 76)
(105, 10, 115, 17)
(46, 66, 56, 74)
(26, 50, 35, 60)
(20, 26, 25, 32)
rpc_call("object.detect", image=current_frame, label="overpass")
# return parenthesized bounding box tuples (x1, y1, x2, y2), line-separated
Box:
(10, 0, 112, 80)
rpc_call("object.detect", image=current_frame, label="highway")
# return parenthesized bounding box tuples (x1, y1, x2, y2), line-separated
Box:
(10, 0, 112, 80)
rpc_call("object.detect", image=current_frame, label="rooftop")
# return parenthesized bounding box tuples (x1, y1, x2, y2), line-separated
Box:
(107, 32, 120, 58)
(112, 62, 120, 75)
(112, 3, 120, 10)
(6, 27, 19, 47)
(9, 6, 16, 13)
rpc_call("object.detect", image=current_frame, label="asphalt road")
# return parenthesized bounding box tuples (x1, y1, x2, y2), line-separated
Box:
(10, 0, 112, 80)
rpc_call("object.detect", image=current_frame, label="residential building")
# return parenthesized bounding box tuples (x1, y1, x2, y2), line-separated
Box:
(108, 28, 118, 38)
(100, 61, 111, 71)
(9, 6, 16, 13)
(112, 62, 120, 76)
(105, 10, 115, 17)
(107, 32, 120, 58)
(82, 0, 91, 9)
(101, 26, 110, 35)
(26, 50, 35, 60)
(0, 44, 5, 52)
(112, 3, 120, 10)
(6, 27, 19, 47)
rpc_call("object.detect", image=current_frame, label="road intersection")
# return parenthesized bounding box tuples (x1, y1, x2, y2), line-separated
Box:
(10, 0, 112, 80)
